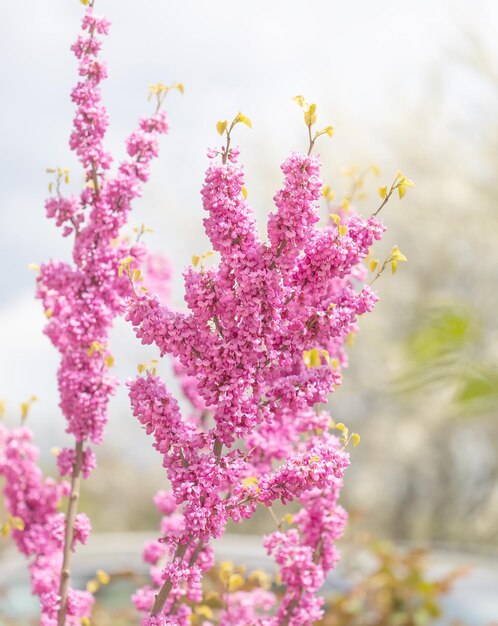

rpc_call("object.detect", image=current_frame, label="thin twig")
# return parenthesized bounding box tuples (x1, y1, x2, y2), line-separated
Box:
(57, 440, 84, 626)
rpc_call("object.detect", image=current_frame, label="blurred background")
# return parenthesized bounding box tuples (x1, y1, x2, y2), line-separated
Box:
(1, 0, 498, 623)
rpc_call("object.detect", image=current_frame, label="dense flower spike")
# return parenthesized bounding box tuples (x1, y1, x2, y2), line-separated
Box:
(128, 137, 386, 623)
(0, 5, 173, 625)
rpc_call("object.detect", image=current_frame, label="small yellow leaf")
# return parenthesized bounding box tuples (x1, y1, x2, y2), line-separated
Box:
(391, 245, 407, 262)
(378, 186, 388, 199)
(96, 569, 110, 585)
(51, 447, 61, 457)
(236, 113, 252, 128)
(8, 516, 25, 531)
(338, 225, 348, 237)
(391, 259, 398, 274)
(137, 363, 146, 374)
(283, 513, 294, 525)
(352, 432, 361, 447)
(369, 259, 379, 272)
(216, 120, 228, 136)
(370, 164, 381, 176)
(242, 476, 259, 488)
(335, 422, 346, 432)
(192, 255, 201, 268)
(176, 83, 185, 94)
(323, 125, 334, 137)
(398, 185, 406, 199)
(241, 186, 248, 199)
(329, 213, 340, 225)
(81, 618, 91, 626)
(292, 95, 305, 107)
(86, 579, 99, 594)
(28, 263, 40, 272)
(105, 355, 115, 368)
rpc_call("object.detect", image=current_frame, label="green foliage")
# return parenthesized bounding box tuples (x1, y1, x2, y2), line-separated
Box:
(320, 540, 468, 626)
(397, 303, 498, 416)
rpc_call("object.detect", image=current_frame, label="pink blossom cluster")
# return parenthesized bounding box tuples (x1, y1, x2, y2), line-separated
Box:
(1, 6, 171, 625)
(0, 425, 93, 626)
(127, 145, 385, 624)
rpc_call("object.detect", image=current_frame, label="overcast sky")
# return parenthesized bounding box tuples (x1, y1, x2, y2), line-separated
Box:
(1, 0, 497, 449)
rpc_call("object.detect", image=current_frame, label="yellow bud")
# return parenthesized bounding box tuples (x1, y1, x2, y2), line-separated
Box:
(398, 185, 407, 199)
(219, 560, 233, 584)
(28, 263, 40, 272)
(248, 569, 272, 589)
(137, 363, 146, 374)
(283, 513, 294, 525)
(86, 579, 99, 594)
(369, 259, 379, 272)
(192, 255, 201, 268)
(335, 422, 346, 432)
(329, 213, 340, 225)
(330, 358, 340, 369)
(81, 618, 91, 626)
(105, 355, 115, 368)
(195, 605, 213, 619)
(241, 186, 248, 200)
(1, 522, 11, 537)
(309, 455, 321, 463)
(51, 447, 61, 457)
(292, 95, 305, 107)
(338, 225, 348, 237)
(20, 403, 30, 420)
(216, 120, 228, 136)
(176, 83, 185, 94)
(227, 573, 245, 592)
(391, 259, 398, 274)
(352, 432, 361, 447)
(323, 125, 334, 137)
(0, 399, 4, 418)
(242, 476, 259, 488)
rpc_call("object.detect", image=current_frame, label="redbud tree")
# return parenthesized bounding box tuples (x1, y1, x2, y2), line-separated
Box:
(0, 3, 413, 626)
